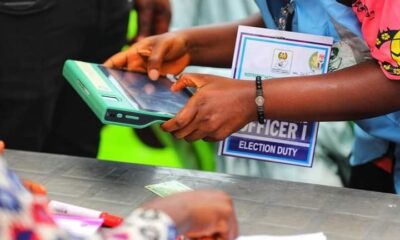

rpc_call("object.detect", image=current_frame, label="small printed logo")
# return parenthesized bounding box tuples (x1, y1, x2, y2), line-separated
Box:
(309, 51, 326, 73)
(271, 49, 293, 74)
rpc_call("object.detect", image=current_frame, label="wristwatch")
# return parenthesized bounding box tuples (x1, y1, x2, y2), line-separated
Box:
(255, 76, 265, 124)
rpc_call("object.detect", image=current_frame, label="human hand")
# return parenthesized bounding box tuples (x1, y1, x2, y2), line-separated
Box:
(133, 0, 171, 42)
(104, 31, 190, 80)
(142, 190, 238, 240)
(161, 73, 256, 142)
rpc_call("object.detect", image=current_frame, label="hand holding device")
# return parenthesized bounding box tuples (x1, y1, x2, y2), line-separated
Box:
(161, 73, 255, 142)
(104, 31, 191, 80)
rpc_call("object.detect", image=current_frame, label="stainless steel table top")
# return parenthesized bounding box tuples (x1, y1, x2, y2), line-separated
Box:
(6, 149, 400, 240)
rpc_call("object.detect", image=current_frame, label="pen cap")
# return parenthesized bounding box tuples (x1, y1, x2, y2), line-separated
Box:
(23, 180, 48, 195)
(0, 141, 4, 155)
(100, 212, 123, 227)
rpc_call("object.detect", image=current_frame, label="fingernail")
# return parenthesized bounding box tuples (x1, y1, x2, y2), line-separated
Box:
(149, 69, 159, 81)
(138, 49, 151, 56)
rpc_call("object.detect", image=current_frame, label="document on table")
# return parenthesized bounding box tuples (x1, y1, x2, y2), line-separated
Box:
(218, 26, 333, 167)
(145, 180, 193, 197)
(238, 232, 326, 240)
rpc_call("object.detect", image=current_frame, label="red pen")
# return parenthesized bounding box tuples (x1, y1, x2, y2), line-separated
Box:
(48, 200, 123, 227)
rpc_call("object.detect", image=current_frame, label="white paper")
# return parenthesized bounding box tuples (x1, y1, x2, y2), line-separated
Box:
(237, 232, 327, 240)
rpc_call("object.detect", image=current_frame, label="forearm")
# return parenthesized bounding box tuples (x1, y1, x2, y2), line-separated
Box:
(246, 60, 400, 122)
(181, 13, 265, 68)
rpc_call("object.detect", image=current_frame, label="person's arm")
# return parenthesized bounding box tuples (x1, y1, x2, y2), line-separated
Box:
(161, 60, 400, 142)
(262, 60, 400, 121)
(133, 0, 171, 42)
(180, 13, 265, 68)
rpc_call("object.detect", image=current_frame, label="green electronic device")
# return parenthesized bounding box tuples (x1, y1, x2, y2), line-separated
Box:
(63, 60, 192, 128)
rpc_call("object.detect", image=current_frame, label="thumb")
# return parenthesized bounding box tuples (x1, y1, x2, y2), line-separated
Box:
(171, 74, 208, 92)
(104, 51, 129, 68)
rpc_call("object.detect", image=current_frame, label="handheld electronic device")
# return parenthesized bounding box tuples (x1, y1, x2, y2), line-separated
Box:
(63, 60, 191, 128)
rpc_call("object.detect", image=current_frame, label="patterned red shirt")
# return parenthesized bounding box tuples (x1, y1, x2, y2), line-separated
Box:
(352, 0, 400, 79)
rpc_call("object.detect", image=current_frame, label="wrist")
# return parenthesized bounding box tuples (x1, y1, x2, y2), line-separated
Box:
(181, 27, 210, 66)
(238, 81, 259, 123)
(177, 30, 195, 66)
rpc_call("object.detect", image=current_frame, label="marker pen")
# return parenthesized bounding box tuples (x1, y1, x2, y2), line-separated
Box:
(49, 200, 123, 228)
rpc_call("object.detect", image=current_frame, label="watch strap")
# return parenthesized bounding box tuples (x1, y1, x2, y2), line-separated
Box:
(255, 76, 265, 124)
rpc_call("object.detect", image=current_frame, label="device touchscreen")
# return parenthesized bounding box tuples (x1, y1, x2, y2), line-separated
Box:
(98, 65, 191, 115)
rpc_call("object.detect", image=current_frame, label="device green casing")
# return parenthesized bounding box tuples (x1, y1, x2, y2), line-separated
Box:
(62, 60, 173, 128)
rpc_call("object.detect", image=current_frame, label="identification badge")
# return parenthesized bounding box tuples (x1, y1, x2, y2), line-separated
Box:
(218, 26, 333, 167)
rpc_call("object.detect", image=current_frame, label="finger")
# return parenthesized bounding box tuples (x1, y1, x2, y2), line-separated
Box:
(123, 47, 151, 72)
(183, 129, 209, 143)
(104, 51, 128, 68)
(171, 74, 205, 92)
(229, 211, 239, 240)
(171, 123, 196, 140)
(203, 136, 219, 142)
(172, 121, 205, 141)
(135, 1, 154, 40)
(203, 134, 229, 142)
(138, 48, 152, 57)
(216, 222, 229, 240)
(207, 204, 235, 240)
(161, 98, 198, 132)
(147, 41, 170, 80)
(213, 203, 232, 240)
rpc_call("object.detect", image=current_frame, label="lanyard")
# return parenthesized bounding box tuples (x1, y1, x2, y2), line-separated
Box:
(277, 0, 294, 31)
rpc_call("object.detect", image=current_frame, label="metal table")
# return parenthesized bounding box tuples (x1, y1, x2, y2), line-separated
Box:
(6, 149, 400, 240)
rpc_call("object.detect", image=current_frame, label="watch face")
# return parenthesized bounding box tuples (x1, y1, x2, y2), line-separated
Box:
(255, 96, 265, 106)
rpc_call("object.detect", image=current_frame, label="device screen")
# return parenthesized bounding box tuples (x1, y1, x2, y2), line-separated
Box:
(98, 66, 191, 115)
